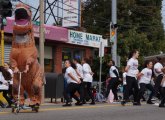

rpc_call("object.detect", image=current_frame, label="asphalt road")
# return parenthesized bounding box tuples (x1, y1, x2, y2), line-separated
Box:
(0, 102, 164, 120)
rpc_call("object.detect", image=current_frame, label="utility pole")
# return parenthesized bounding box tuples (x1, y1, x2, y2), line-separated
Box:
(111, 0, 117, 65)
(99, 41, 103, 94)
(39, 0, 45, 103)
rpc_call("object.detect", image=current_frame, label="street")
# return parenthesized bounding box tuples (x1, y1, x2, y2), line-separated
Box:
(0, 102, 164, 120)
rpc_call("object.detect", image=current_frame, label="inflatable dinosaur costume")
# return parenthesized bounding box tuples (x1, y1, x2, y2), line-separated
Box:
(10, 3, 44, 106)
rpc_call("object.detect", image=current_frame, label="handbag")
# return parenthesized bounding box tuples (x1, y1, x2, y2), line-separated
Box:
(107, 89, 114, 103)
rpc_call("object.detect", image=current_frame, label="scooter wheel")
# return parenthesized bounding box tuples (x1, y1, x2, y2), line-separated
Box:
(16, 108, 19, 114)
(35, 108, 39, 113)
(12, 108, 15, 113)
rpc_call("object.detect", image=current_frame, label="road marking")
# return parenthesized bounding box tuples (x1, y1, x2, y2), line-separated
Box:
(0, 103, 133, 115)
(0, 112, 9, 115)
(41, 104, 131, 111)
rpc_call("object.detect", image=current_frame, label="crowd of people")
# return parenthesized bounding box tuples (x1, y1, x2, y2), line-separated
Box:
(62, 49, 165, 108)
(0, 50, 165, 109)
(107, 50, 165, 107)
(63, 58, 95, 106)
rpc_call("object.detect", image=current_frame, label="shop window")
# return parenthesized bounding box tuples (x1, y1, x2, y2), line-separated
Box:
(62, 48, 84, 67)
(44, 59, 53, 72)
(73, 50, 84, 60)
(62, 48, 72, 61)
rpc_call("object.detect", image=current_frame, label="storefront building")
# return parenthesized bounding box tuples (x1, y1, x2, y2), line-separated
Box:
(1, 17, 105, 74)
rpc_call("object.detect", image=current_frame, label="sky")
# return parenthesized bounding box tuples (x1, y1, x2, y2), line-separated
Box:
(162, 0, 165, 28)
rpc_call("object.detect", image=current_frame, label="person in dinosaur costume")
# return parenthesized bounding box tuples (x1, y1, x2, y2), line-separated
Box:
(10, 3, 44, 107)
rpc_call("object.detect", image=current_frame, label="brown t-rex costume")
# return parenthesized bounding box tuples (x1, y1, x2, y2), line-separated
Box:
(10, 3, 44, 106)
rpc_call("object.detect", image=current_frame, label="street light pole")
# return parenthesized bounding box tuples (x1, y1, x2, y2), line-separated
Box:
(39, 0, 45, 103)
(111, 0, 117, 65)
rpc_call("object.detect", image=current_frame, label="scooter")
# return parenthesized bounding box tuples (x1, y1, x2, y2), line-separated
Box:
(11, 72, 39, 114)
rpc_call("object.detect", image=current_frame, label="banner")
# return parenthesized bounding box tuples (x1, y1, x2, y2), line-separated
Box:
(62, 0, 81, 27)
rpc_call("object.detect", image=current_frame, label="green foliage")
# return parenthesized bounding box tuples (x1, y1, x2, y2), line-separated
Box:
(91, 54, 111, 81)
(82, 0, 110, 35)
(117, 0, 165, 65)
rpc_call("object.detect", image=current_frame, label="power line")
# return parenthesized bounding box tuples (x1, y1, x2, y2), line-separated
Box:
(17, 0, 110, 25)
(13, 1, 164, 32)
(17, 0, 110, 24)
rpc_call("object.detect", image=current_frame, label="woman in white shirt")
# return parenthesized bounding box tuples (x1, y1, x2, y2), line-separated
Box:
(0, 66, 12, 108)
(73, 58, 84, 104)
(121, 50, 140, 106)
(154, 57, 164, 99)
(4, 62, 13, 106)
(138, 61, 155, 104)
(106, 60, 120, 101)
(82, 58, 95, 105)
(63, 60, 82, 106)
(159, 67, 165, 107)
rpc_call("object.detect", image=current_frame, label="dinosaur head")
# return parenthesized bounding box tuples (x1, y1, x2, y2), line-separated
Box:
(13, 3, 33, 35)
(15, 3, 31, 26)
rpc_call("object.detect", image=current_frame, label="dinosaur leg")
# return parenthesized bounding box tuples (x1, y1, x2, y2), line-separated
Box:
(29, 74, 43, 106)
(12, 75, 25, 105)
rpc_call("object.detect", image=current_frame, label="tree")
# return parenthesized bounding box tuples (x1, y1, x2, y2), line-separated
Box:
(82, 0, 165, 81)
(117, 0, 165, 65)
(82, 0, 110, 35)
(82, 0, 165, 66)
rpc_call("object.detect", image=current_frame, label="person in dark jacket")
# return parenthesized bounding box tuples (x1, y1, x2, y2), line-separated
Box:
(106, 60, 120, 101)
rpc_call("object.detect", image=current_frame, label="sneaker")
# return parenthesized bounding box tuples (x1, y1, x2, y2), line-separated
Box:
(142, 99, 146, 102)
(89, 102, 95, 105)
(159, 104, 165, 108)
(121, 101, 126, 106)
(0, 101, 6, 108)
(5, 105, 12, 108)
(147, 101, 154, 104)
(75, 102, 83, 106)
(62, 103, 72, 107)
(133, 102, 141, 106)
(82, 101, 86, 104)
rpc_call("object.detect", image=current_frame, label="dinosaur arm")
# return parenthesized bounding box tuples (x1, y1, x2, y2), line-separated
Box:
(10, 50, 18, 69)
(10, 56, 19, 73)
(26, 49, 38, 66)
(24, 50, 38, 73)
(10, 58, 18, 68)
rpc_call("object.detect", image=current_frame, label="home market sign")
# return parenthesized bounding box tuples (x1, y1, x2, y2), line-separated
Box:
(68, 30, 102, 48)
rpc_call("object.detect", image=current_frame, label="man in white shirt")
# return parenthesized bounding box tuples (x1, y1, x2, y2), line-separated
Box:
(154, 57, 164, 99)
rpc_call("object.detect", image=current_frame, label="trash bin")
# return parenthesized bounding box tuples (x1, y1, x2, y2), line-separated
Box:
(45, 72, 64, 102)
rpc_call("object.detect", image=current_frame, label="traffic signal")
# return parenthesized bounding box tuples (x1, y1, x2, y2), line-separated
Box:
(111, 30, 115, 36)
(0, 0, 12, 17)
(111, 24, 118, 29)
(110, 23, 117, 42)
